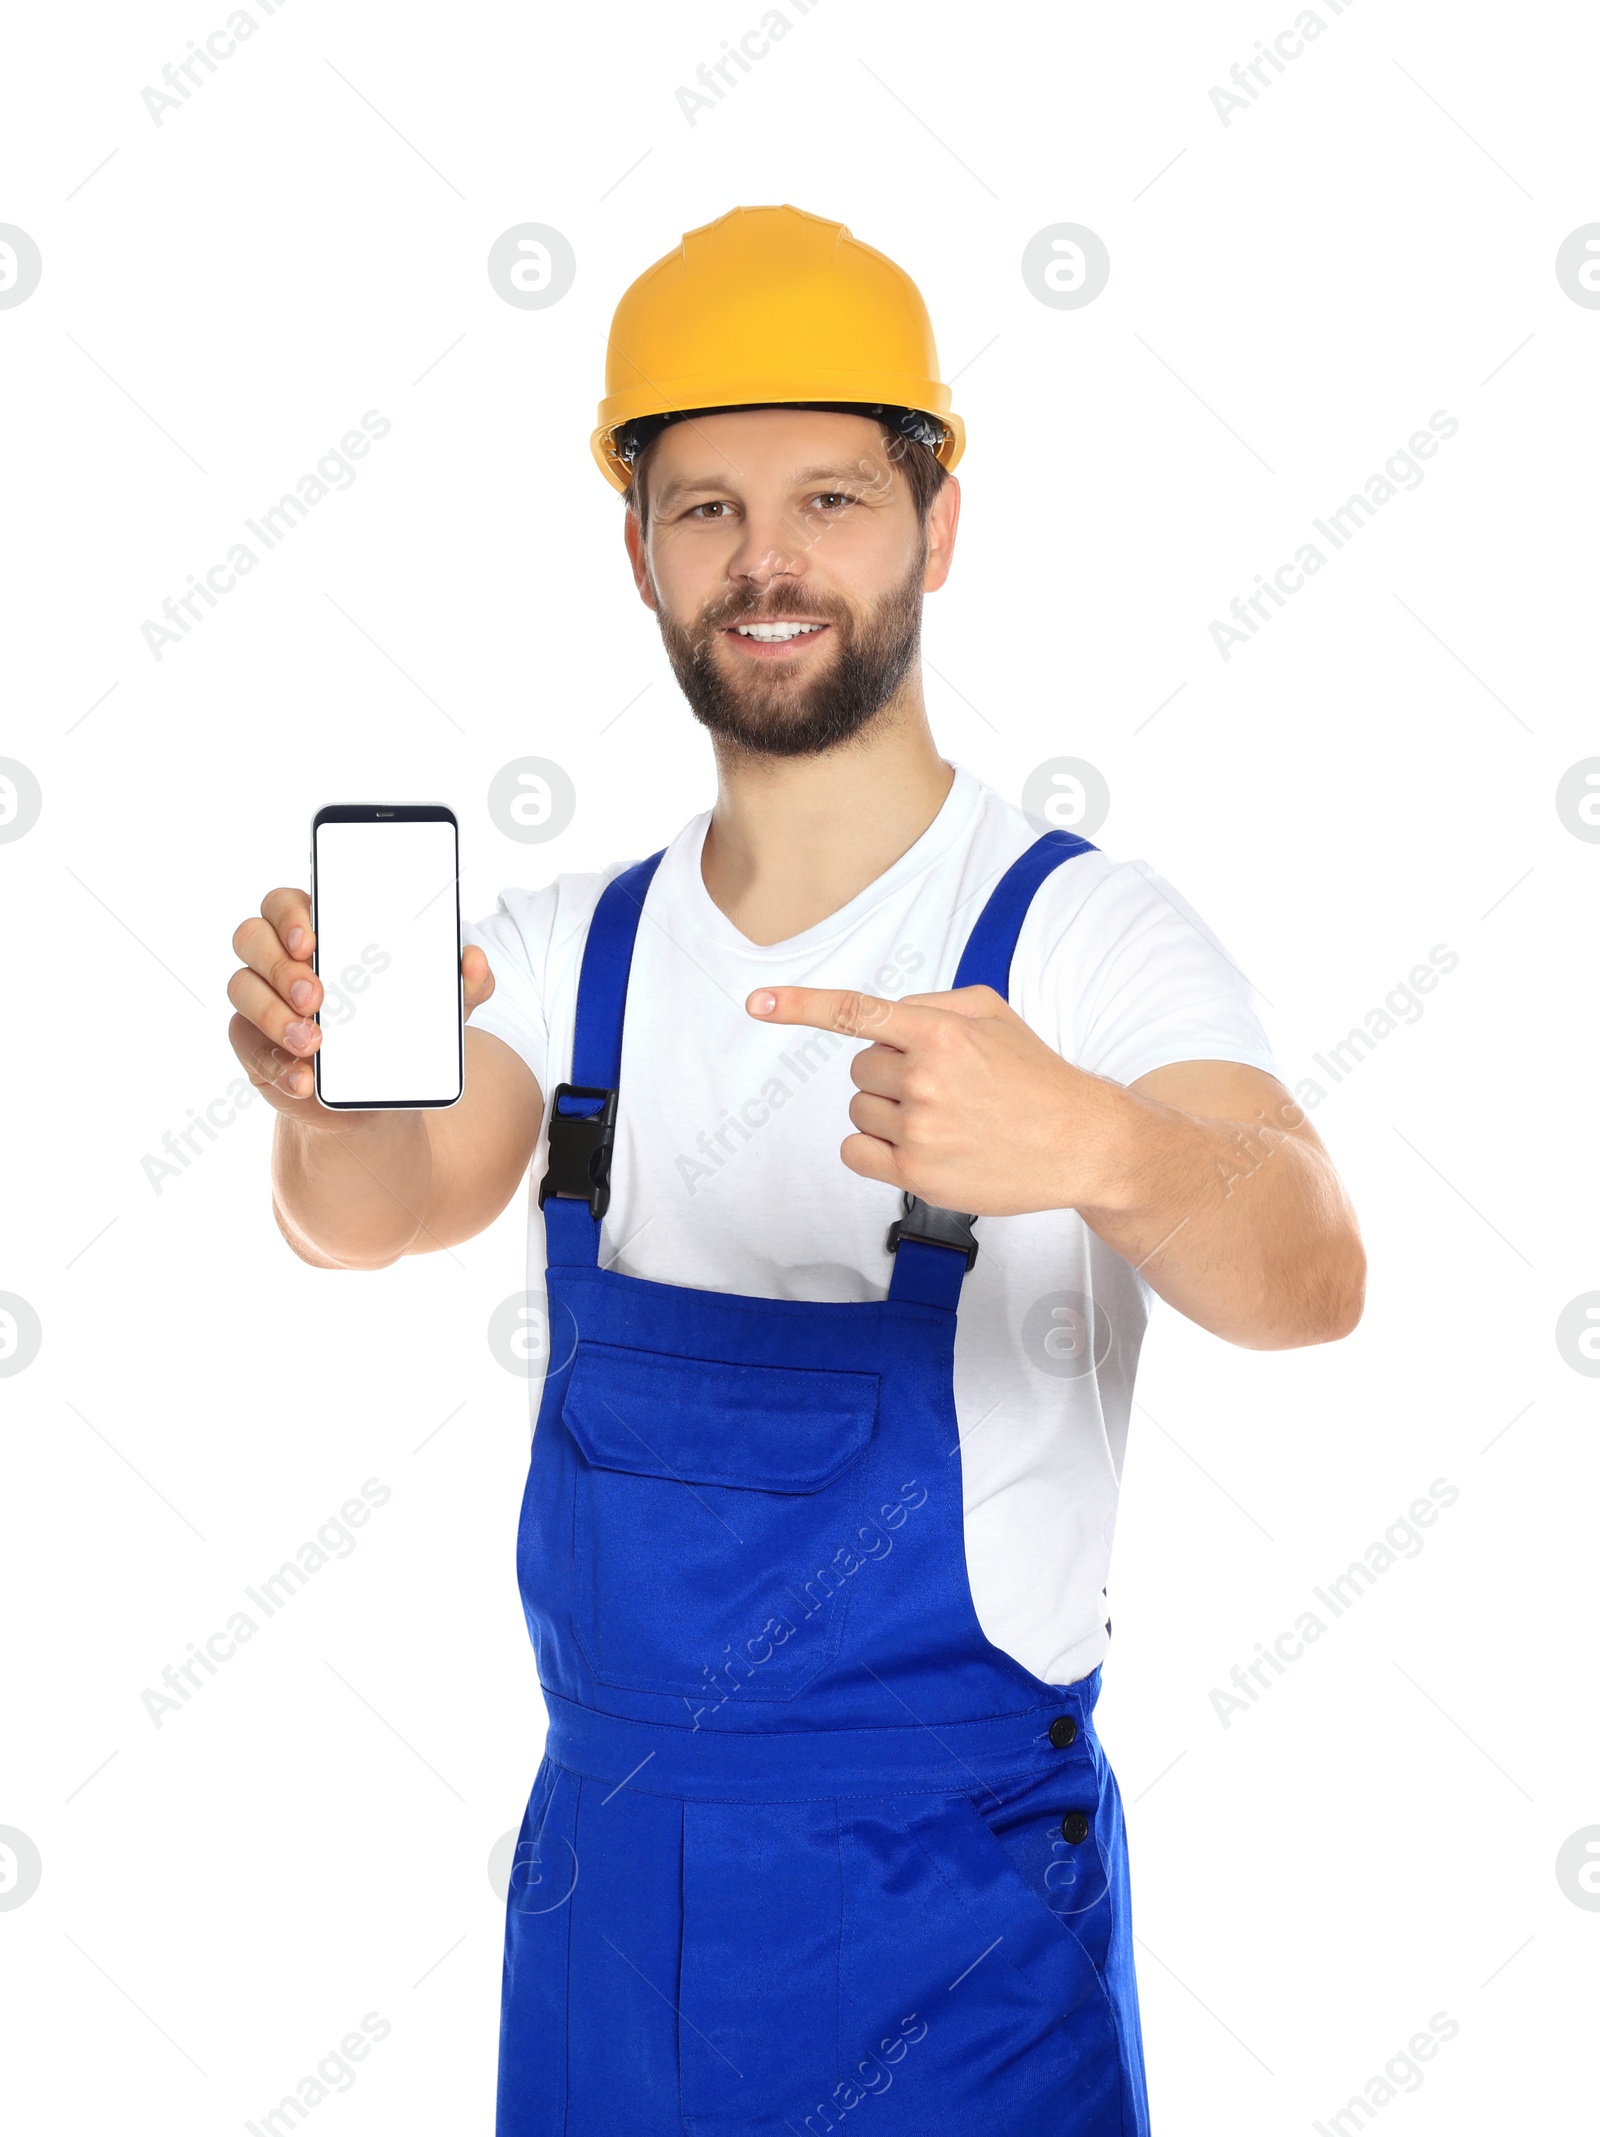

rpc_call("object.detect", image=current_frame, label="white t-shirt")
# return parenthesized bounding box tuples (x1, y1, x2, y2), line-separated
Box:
(467, 764, 1283, 1687)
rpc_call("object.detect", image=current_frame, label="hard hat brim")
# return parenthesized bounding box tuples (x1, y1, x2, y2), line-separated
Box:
(591, 393, 965, 495)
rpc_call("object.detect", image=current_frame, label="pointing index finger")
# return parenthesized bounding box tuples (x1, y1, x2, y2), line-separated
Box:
(746, 986, 931, 1046)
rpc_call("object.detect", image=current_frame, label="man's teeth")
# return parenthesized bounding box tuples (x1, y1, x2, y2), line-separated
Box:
(733, 622, 825, 641)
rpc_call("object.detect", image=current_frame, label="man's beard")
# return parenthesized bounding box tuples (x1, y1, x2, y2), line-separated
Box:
(655, 551, 925, 759)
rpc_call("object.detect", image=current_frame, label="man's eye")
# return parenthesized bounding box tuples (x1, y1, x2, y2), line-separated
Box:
(810, 492, 857, 511)
(688, 501, 730, 519)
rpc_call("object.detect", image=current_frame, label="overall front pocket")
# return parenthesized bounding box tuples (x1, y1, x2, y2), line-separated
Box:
(837, 1793, 1127, 2136)
(561, 1340, 881, 1703)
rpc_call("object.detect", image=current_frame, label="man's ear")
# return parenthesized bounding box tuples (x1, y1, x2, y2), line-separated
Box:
(623, 508, 658, 612)
(922, 475, 960, 595)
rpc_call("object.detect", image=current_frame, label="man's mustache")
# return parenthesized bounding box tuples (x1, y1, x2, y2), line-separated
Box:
(701, 594, 846, 633)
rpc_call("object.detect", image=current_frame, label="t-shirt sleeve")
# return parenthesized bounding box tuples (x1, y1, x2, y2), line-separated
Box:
(1047, 858, 1286, 1088)
(463, 889, 554, 1097)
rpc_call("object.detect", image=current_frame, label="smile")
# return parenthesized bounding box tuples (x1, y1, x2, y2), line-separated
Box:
(722, 621, 831, 656)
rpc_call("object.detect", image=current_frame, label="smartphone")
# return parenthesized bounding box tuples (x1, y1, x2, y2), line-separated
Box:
(310, 804, 464, 1110)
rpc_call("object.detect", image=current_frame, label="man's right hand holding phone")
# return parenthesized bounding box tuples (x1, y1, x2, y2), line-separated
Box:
(227, 887, 538, 1267)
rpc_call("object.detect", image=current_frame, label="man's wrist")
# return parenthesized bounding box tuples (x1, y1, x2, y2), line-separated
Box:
(272, 1105, 433, 1266)
(1048, 1067, 1158, 1219)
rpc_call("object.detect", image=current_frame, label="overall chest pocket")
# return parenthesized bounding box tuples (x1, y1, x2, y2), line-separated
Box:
(562, 1340, 881, 1704)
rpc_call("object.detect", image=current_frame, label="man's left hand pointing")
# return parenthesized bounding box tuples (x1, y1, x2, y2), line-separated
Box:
(747, 985, 1130, 1218)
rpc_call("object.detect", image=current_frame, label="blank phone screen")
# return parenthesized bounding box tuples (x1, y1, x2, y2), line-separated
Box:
(313, 816, 462, 1106)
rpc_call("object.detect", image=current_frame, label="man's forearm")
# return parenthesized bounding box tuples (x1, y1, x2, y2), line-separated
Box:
(271, 1113, 434, 1271)
(749, 982, 1364, 1347)
(1074, 1084, 1365, 1350)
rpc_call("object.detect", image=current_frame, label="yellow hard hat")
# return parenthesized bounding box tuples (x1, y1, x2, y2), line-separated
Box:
(592, 203, 965, 493)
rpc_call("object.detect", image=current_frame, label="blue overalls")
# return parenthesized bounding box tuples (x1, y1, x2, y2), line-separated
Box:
(498, 830, 1152, 2137)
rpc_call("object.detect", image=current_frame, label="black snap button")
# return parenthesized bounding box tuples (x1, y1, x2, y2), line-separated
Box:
(1060, 1811, 1090, 1844)
(1048, 1715, 1078, 1749)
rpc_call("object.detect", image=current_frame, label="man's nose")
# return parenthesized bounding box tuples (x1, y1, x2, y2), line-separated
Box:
(724, 504, 814, 584)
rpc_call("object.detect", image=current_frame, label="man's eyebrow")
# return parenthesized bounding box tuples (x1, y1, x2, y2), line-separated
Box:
(789, 462, 880, 486)
(651, 473, 722, 511)
(653, 461, 882, 511)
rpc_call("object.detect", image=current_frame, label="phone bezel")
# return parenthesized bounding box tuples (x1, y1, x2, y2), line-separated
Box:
(310, 803, 465, 1111)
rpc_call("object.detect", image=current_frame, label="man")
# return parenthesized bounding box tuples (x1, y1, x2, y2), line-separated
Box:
(228, 205, 1364, 2136)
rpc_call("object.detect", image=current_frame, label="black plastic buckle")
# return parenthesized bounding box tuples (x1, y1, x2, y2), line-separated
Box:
(885, 1193, 979, 1271)
(537, 1084, 618, 1220)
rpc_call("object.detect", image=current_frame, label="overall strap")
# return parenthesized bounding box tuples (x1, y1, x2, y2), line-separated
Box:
(886, 828, 1098, 1310)
(952, 828, 1097, 995)
(539, 851, 666, 1268)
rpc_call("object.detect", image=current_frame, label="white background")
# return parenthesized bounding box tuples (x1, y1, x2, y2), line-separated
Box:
(2, 1, 1595, 2130)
